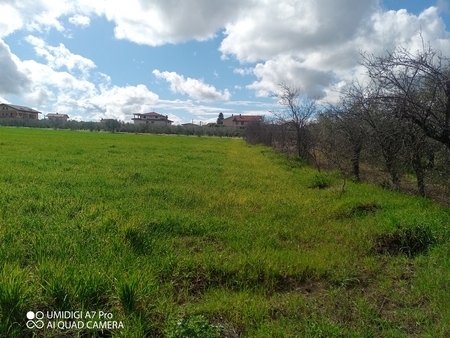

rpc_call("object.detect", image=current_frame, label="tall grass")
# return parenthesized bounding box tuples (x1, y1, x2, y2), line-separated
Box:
(0, 127, 449, 336)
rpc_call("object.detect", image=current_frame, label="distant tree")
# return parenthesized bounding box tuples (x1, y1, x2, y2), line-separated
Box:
(217, 112, 224, 125)
(104, 119, 121, 133)
(272, 84, 317, 161)
(245, 119, 273, 146)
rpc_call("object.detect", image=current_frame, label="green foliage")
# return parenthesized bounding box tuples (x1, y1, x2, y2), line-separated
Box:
(165, 315, 221, 338)
(308, 172, 332, 189)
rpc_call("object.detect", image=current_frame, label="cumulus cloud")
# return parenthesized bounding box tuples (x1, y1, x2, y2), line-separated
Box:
(0, 0, 101, 38)
(25, 35, 96, 76)
(0, 39, 30, 95)
(223, 3, 450, 99)
(8, 43, 159, 121)
(247, 55, 335, 98)
(153, 70, 231, 101)
(233, 67, 253, 76)
(220, 0, 377, 63)
(86, 84, 159, 120)
(104, 0, 247, 45)
(68, 14, 90, 27)
(0, 3, 24, 37)
(1, 0, 450, 118)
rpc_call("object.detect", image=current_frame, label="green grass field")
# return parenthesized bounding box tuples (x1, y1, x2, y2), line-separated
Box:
(0, 127, 450, 337)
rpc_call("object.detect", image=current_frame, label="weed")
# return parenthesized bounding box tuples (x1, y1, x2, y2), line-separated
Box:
(336, 203, 382, 219)
(0, 265, 30, 337)
(117, 279, 139, 316)
(375, 223, 437, 257)
(302, 318, 344, 338)
(165, 315, 221, 338)
(124, 227, 154, 255)
(308, 172, 332, 189)
(42, 275, 72, 310)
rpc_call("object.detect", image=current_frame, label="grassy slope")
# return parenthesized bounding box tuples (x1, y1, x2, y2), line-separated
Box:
(0, 127, 449, 337)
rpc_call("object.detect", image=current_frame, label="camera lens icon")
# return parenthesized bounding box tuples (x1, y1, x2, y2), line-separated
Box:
(26, 312, 44, 329)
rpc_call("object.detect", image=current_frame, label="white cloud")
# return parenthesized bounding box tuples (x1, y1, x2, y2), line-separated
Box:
(0, 3, 24, 37)
(153, 70, 231, 101)
(0, 39, 31, 95)
(25, 36, 96, 76)
(103, 0, 248, 45)
(86, 84, 159, 120)
(1, 0, 450, 120)
(220, 0, 378, 63)
(226, 3, 450, 99)
(246, 55, 334, 99)
(24, 88, 49, 105)
(6, 41, 159, 121)
(233, 67, 253, 76)
(69, 14, 90, 27)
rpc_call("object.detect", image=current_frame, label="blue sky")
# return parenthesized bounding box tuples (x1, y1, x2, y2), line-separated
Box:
(0, 0, 449, 124)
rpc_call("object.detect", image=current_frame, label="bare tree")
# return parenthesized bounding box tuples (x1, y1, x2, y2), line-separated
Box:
(271, 84, 317, 161)
(361, 44, 450, 149)
(338, 80, 409, 190)
(317, 105, 366, 181)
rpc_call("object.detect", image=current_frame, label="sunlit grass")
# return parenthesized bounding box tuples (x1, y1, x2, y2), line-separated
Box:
(0, 127, 449, 337)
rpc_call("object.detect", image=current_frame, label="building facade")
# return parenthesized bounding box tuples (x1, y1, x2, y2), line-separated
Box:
(0, 103, 41, 119)
(47, 113, 69, 122)
(132, 112, 173, 125)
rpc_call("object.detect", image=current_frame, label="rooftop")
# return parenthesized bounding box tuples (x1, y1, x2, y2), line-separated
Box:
(1, 103, 42, 114)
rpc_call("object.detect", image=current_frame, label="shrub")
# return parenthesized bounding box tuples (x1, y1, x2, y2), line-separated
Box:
(165, 315, 221, 338)
(308, 173, 332, 189)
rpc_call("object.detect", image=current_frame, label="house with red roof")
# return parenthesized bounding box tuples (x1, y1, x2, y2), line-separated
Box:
(222, 114, 263, 128)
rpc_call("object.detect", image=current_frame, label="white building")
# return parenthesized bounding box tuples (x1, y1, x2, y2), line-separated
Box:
(132, 112, 173, 125)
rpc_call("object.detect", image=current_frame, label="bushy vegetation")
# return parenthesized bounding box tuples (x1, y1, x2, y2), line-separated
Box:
(0, 127, 450, 337)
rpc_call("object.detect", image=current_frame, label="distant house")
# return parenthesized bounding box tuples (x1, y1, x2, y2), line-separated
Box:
(100, 118, 117, 123)
(222, 114, 263, 127)
(47, 113, 69, 122)
(181, 123, 199, 127)
(132, 112, 173, 125)
(0, 103, 41, 119)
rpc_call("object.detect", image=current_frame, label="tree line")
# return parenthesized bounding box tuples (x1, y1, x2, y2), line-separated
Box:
(0, 118, 245, 138)
(245, 44, 450, 199)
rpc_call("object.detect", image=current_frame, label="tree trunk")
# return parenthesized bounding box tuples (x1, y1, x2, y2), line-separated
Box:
(351, 143, 362, 181)
(383, 152, 400, 190)
(411, 150, 426, 197)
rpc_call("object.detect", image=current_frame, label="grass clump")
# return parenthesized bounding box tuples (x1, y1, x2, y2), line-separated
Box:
(308, 172, 332, 189)
(336, 202, 382, 219)
(375, 223, 437, 257)
(165, 315, 221, 338)
(0, 265, 31, 337)
(117, 278, 140, 316)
